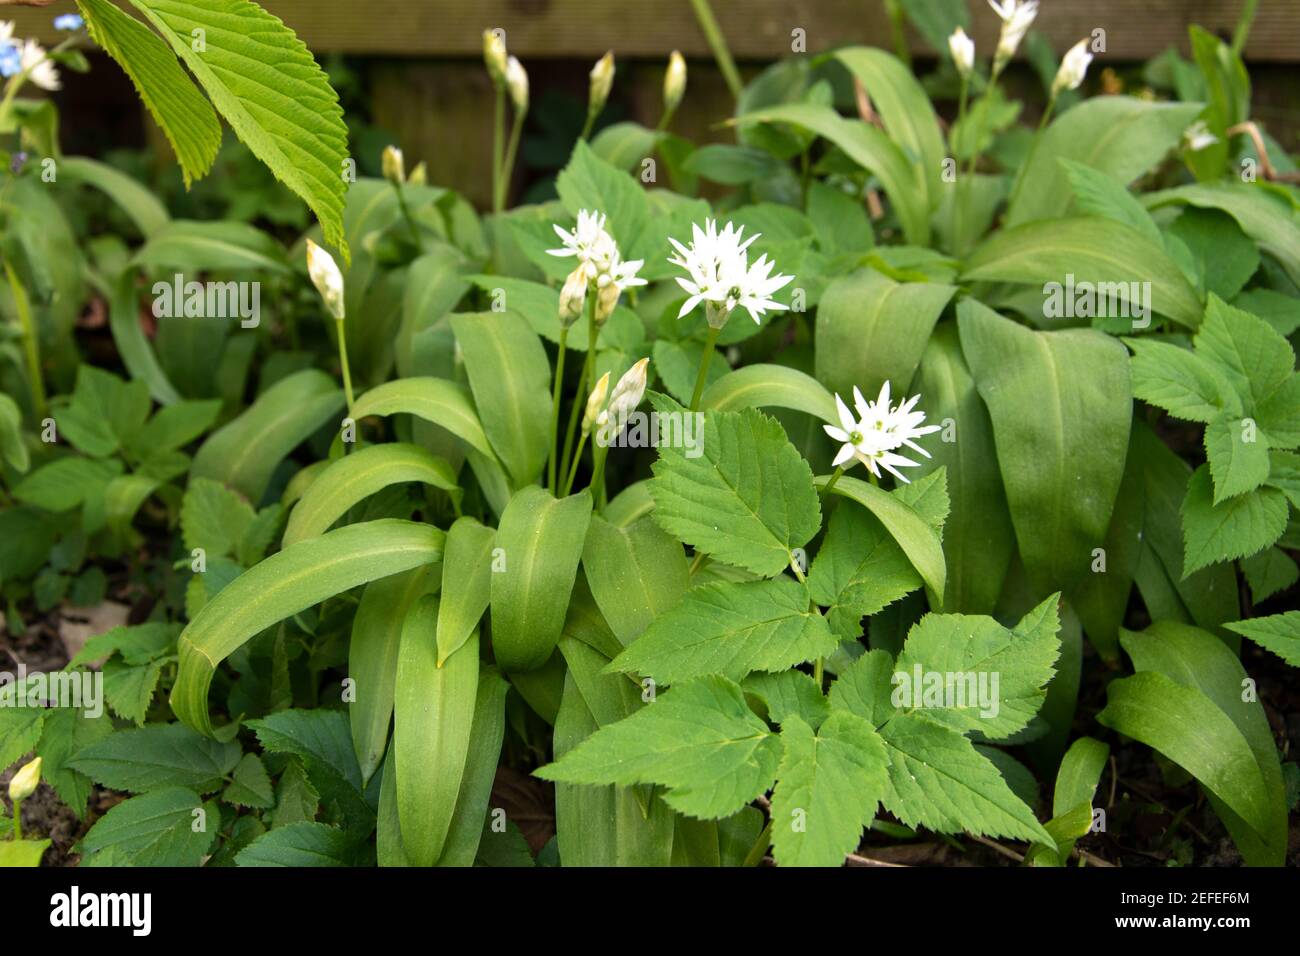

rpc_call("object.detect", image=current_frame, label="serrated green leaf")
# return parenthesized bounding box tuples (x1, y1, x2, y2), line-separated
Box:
(181, 477, 255, 560)
(35, 707, 113, 819)
(609, 577, 838, 684)
(650, 406, 820, 577)
(743, 671, 831, 730)
(808, 497, 923, 640)
(70, 723, 240, 793)
(1225, 611, 1300, 667)
(770, 711, 889, 867)
(79, 787, 213, 866)
(76, 0, 221, 188)
(235, 822, 359, 866)
(1126, 337, 1240, 424)
(102, 658, 164, 726)
(537, 675, 781, 820)
(1205, 414, 1271, 502)
(123, 0, 349, 256)
(1181, 465, 1287, 574)
(223, 752, 274, 808)
(1193, 295, 1295, 411)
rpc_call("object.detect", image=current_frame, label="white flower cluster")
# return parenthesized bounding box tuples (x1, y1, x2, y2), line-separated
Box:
(547, 209, 646, 293)
(667, 219, 794, 328)
(824, 382, 941, 483)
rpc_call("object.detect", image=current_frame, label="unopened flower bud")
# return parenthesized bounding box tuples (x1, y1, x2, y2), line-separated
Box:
(663, 51, 687, 118)
(408, 161, 428, 185)
(8, 756, 41, 803)
(382, 145, 405, 185)
(306, 238, 346, 321)
(506, 56, 529, 113)
(1052, 38, 1093, 99)
(594, 280, 621, 326)
(948, 28, 974, 78)
(588, 51, 615, 120)
(582, 371, 611, 434)
(605, 358, 649, 424)
(559, 267, 588, 328)
(483, 29, 508, 86)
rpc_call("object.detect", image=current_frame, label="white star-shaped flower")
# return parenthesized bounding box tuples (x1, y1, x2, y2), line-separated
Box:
(823, 382, 942, 483)
(20, 39, 59, 92)
(668, 219, 794, 327)
(548, 208, 645, 291)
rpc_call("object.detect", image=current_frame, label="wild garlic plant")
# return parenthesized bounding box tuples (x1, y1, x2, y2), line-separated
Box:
(0, 0, 1295, 870)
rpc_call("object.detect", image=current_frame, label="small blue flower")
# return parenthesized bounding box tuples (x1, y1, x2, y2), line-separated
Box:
(54, 14, 85, 32)
(0, 45, 22, 79)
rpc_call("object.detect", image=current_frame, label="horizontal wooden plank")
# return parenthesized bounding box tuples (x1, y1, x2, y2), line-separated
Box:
(7, 0, 1300, 62)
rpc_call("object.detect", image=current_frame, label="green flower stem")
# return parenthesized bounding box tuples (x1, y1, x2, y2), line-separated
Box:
(742, 820, 772, 867)
(335, 317, 355, 427)
(588, 440, 610, 506)
(12, 799, 22, 841)
(953, 75, 970, 255)
(687, 0, 743, 101)
(548, 327, 569, 494)
(492, 87, 506, 214)
(1005, 96, 1056, 213)
(689, 324, 722, 412)
(393, 183, 422, 247)
(4, 260, 46, 422)
(820, 464, 846, 499)
(883, 0, 911, 68)
(561, 294, 599, 488)
(563, 431, 588, 497)
(499, 109, 526, 210)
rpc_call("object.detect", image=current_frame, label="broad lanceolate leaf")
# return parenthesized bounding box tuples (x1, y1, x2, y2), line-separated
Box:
(77, 0, 221, 188)
(582, 514, 690, 648)
(172, 519, 445, 735)
(769, 712, 889, 867)
(733, 104, 929, 245)
(124, 0, 350, 256)
(282, 442, 458, 546)
(450, 312, 553, 488)
(348, 566, 439, 785)
(1225, 611, 1300, 667)
(436, 517, 496, 666)
(191, 369, 344, 504)
(537, 675, 781, 820)
(650, 405, 821, 578)
(700, 364, 837, 425)
(963, 218, 1203, 329)
(1098, 672, 1275, 859)
(609, 577, 838, 684)
(490, 487, 593, 672)
(815, 268, 955, 403)
(1005, 97, 1202, 226)
(436, 669, 510, 867)
(350, 377, 497, 461)
(1117, 621, 1287, 866)
(958, 299, 1132, 596)
(914, 324, 1014, 613)
(394, 596, 479, 866)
